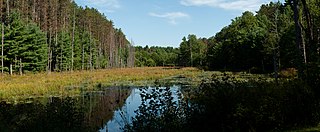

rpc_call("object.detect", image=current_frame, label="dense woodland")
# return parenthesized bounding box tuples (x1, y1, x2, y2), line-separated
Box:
(136, 0, 320, 77)
(0, 0, 135, 74)
(135, 46, 178, 67)
(0, 0, 319, 78)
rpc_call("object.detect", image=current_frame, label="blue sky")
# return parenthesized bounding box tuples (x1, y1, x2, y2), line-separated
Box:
(75, 0, 278, 47)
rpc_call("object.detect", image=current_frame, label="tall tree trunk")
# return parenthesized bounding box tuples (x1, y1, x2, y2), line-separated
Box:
(292, 0, 306, 66)
(273, 50, 279, 82)
(318, 28, 320, 55)
(115, 40, 118, 68)
(33, 0, 36, 21)
(89, 42, 92, 71)
(82, 41, 84, 70)
(1, 23, 3, 74)
(119, 38, 122, 68)
(6, 0, 9, 17)
(10, 64, 12, 75)
(48, 31, 52, 74)
(71, 6, 75, 72)
(24, 0, 29, 22)
(60, 42, 63, 71)
(273, 8, 280, 83)
(19, 58, 22, 76)
(109, 30, 114, 68)
(99, 42, 102, 69)
(0, 0, 3, 20)
(301, 0, 315, 61)
(132, 45, 135, 67)
(81, 24, 85, 70)
(190, 46, 193, 67)
(89, 28, 92, 71)
(14, 56, 17, 70)
(128, 40, 135, 68)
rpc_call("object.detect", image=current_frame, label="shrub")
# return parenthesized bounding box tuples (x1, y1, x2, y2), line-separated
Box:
(188, 76, 320, 131)
(279, 68, 297, 78)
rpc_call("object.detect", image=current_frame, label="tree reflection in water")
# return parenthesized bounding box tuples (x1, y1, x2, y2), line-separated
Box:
(0, 87, 131, 132)
(124, 87, 189, 132)
(0, 97, 88, 132)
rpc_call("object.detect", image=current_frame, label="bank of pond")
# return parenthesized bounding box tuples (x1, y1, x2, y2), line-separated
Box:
(0, 74, 319, 131)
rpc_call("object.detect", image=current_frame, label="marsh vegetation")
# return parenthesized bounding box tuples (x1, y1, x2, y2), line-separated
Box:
(0, 67, 200, 101)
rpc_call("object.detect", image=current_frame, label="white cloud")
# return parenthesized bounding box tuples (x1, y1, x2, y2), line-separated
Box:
(180, 0, 270, 11)
(181, 0, 221, 6)
(149, 12, 190, 25)
(81, 0, 120, 12)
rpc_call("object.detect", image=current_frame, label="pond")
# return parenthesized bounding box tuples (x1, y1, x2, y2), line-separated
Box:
(101, 86, 183, 131)
(1, 77, 320, 131)
(0, 85, 186, 132)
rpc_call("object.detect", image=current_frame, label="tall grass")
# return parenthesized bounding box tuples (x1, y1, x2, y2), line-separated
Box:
(0, 67, 200, 100)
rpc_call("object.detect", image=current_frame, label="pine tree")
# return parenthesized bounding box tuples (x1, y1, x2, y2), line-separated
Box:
(2, 12, 47, 74)
(55, 31, 71, 71)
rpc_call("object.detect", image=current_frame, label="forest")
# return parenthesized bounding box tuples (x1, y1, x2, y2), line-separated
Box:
(1, 0, 318, 77)
(0, 0, 135, 75)
(136, 1, 320, 78)
(0, 0, 320, 131)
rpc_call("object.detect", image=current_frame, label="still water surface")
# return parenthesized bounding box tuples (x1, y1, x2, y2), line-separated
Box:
(102, 86, 182, 131)
(0, 85, 183, 131)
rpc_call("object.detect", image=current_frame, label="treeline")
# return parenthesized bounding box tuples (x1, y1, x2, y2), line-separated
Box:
(140, 1, 319, 76)
(135, 46, 178, 67)
(188, 1, 319, 75)
(205, 2, 303, 73)
(134, 36, 208, 68)
(0, 0, 134, 74)
(134, 35, 208, 67)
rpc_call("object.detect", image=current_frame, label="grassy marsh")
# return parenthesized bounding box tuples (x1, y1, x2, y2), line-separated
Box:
(0, 67, 201, 100)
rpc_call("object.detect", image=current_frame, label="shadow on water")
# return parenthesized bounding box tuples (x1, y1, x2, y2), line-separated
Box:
(123, 86, 188, 131)
(101, 86, 185, 131)
(0, 86, 131, 132)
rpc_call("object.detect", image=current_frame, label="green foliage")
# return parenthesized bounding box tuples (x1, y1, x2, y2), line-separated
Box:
(201, 2, 307, 74)
(208, 11, 266, 71)
(135, 46, 178, 67)
(188, 76, 320, 131)
(1, 0, 134, 73)
(124, 87, 188, 132)
(3, 12, 47, 73)
(178, 35, 207, 67)
(54, 31, 72, 71)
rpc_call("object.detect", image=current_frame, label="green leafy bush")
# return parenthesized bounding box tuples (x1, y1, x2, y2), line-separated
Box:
(189, 75, 320, 131)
